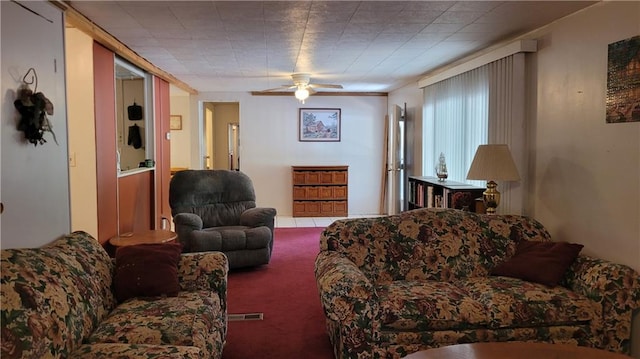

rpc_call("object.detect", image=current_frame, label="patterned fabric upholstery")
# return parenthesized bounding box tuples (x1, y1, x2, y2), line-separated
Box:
(315, 208, 640, 359)
(1, 231, 228, 359)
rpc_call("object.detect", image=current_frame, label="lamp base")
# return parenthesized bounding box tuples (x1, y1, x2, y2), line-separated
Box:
(483, 180, 501, 215)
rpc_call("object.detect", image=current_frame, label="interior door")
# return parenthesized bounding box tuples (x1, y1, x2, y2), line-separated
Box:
(386, 104, 406, 215)
(1, 1, 70, 245)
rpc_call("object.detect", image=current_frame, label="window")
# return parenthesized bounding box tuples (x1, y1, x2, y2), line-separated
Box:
(423, 66, 488, 186)
(420, 50, 528, 214)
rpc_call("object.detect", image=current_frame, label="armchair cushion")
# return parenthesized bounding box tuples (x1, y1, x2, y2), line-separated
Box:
(114, 243, 182, 302)
(190, 226, 272, 252)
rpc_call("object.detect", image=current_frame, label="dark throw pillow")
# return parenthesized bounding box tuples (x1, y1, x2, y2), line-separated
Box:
(114, 242, 182, 302)
(490, 241, 584, 287)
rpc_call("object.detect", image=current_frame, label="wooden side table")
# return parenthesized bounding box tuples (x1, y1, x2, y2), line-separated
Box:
(402, 342, 631, 359)
(109, 229, 177, 247)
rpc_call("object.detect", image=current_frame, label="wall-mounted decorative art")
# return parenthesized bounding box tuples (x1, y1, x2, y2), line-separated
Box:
(170, 115, 182, 130)
(299, 108, 341, 142)
(606, 35, 640, 123)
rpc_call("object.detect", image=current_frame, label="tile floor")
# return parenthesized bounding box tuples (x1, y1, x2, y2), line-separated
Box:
(275, 215, 383, 228)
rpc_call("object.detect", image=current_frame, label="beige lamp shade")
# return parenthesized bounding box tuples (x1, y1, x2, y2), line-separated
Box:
(467, 144, 520, 181)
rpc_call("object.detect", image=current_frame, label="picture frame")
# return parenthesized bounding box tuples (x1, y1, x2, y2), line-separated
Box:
(606, 35, 640, 123)
(170, 115, 182, 130)
(299, 108, 341, 142)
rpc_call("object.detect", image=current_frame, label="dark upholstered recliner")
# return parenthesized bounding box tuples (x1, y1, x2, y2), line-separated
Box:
(169, 169, 277, 269)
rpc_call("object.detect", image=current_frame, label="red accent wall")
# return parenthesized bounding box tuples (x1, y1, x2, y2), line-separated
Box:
(118, 171, 153, 233)
(93, 42, 118, 244)
(154, 77, 171, 228)
(93, 44, 170, 241)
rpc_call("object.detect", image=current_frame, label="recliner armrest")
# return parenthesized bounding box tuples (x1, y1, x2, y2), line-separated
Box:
(174, 213, 204, 252)
(174, 212, 204, 230)
(240, 207, 276, 228)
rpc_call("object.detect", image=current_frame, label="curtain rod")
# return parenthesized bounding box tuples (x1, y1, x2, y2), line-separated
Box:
(418, 40, 537, 89)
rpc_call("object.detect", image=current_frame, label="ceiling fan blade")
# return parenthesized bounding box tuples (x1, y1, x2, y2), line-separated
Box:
(260, 85, 296, 92)
(308, 83, 343, 89)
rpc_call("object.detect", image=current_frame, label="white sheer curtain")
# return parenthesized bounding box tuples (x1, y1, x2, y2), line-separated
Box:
(423, 66, 488, 186)
(487, 53, 526, 214)
(422, 53, 527, 214)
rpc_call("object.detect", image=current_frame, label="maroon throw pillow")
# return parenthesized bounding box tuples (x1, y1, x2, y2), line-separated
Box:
(114, 242, 182, 302)
(490, 241, 584, 287)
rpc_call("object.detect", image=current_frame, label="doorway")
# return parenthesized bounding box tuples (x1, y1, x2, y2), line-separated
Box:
(202, 102, 240, 170)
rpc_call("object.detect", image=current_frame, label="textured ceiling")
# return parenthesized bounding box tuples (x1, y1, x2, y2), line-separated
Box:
(68, 1, 597, 93)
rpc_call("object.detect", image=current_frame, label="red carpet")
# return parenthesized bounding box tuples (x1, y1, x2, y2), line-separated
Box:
(222, 227, 334, 359)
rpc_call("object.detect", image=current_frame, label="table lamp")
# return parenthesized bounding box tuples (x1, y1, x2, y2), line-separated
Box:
(466, 144, 520, 214)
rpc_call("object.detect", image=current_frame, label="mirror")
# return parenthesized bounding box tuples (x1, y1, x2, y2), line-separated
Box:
(115, 58, 153, 173)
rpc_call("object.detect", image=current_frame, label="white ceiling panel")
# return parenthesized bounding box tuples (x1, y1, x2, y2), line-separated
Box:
(68, 0, 598, 93)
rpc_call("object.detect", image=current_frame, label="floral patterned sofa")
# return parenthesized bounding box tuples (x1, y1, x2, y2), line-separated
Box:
(315, 208, 640, 359)
(1, 231, 228, 359)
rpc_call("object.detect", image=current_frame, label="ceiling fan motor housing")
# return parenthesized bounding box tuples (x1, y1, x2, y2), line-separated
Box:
(291, 73, 311, 86)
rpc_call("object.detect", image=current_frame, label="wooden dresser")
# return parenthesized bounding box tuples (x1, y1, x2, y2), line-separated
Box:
(292, 165, 348, 217)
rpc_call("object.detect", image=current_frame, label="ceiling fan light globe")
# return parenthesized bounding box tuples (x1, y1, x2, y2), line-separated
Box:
(295, 88, 309, 102)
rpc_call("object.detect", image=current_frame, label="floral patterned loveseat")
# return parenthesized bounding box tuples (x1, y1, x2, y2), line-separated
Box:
(1, 231, 228, 359)
(315, 208, 640, 359)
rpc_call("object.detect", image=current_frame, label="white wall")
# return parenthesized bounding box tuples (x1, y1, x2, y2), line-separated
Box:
(66, 27, 98, 238)
(1, 1, 70, 248)
(183, 92, 387, 216)
(525, 2, 639, 271)
(523, 3, 640, 356)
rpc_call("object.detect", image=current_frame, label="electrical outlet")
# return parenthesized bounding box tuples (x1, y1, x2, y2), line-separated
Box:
(69, 152, 76, 167)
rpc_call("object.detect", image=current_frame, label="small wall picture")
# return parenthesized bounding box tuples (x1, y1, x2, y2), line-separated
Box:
(299, 108, 341, 142)
(170, 115, 182, 130)
(606, 35, 640, 123)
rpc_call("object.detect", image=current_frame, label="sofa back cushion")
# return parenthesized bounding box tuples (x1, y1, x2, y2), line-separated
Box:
(320, 208, 552, 284)
(1, 231, 116, 358)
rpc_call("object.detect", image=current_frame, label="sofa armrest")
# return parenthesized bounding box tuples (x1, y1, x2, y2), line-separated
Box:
(564, 255, 640, 353)
(178, 251, 229, 310)
(240, 207, 276, 228)
(315, 251, 378, 358)
(315, 251, 377, 323)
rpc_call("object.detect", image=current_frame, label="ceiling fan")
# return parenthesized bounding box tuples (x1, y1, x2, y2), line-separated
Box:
(260, 73, 343, 103)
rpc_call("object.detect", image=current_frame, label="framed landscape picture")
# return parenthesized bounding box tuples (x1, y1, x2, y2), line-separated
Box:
(299, 108, 341, 142)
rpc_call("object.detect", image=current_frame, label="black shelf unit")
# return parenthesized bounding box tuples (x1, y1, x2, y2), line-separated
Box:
(407, 176, 485, 212)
